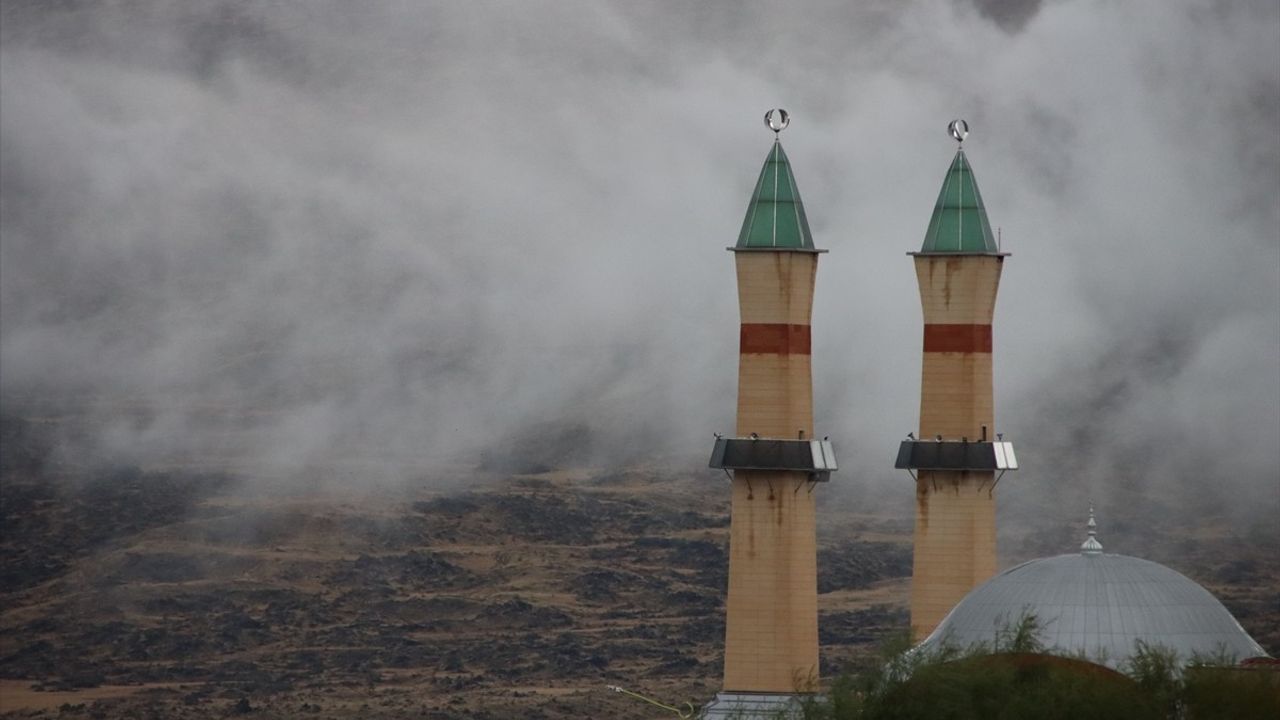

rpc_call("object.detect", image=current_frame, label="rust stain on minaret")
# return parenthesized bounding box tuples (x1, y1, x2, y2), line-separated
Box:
(915, 477, 930, 530)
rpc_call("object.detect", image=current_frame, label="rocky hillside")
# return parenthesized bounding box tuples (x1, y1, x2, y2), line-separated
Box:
(0, 428, 911, 718)
(0, 415, 1274, 719)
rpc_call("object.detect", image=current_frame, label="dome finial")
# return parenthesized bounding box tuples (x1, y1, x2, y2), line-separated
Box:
(765, 109, 790, 138)
(1081, 502, 1103, 555)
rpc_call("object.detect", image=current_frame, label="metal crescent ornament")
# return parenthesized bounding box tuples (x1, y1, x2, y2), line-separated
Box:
(948, 119, 969, 143)
(765, 109, 790, 133)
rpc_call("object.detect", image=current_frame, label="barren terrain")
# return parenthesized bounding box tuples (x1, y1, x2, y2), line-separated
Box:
(1, 416, 1276, 719)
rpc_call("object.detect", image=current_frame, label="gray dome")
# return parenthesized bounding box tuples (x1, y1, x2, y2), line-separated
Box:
(918, 552, 1268, 669)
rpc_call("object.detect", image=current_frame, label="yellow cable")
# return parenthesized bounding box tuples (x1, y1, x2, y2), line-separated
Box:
(606, 685, 697, 718)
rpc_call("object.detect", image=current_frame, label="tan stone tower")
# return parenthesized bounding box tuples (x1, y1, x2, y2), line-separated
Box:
(894, 121, 1017, 642)
(705, 110, 837, 718)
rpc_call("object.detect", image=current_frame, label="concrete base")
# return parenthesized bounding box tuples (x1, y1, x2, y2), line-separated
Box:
(699, 692, 810, 719)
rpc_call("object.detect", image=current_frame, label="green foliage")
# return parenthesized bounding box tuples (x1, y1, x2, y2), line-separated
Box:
(848, 656, 1158, 720)
(1181, 666, 1280, 720)
(992, 610, 1045, 655)
(1126, 640, 1182, 714)
(804, 616, 1279, 720)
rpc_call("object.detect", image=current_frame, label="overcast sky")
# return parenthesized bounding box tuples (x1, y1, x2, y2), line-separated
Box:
(2, 0, 1277, 523)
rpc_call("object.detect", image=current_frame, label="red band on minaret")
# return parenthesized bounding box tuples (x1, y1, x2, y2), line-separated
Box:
(923, 324, 992, 353)
(740, 323, 811, 355)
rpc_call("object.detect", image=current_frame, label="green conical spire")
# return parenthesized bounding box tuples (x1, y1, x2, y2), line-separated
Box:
(920, 149, 998, 253)
(736, 141, 815, 250)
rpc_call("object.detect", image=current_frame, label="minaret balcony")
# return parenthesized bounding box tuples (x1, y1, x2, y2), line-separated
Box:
(894, 439, 1018, 472)
(709, 436, 836, 480)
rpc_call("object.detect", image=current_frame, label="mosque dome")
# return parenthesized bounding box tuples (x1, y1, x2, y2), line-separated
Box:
(916, 512, 1269, 670)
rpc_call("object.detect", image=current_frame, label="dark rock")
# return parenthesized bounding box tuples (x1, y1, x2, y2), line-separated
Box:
(817, 541, 911, 593)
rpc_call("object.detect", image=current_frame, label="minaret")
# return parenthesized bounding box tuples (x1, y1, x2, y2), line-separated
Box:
(705, 110, 837, 717)
(894, 120, 1017, 641)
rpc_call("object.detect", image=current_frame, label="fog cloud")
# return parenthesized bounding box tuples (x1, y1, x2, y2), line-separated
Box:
(2, 1, 1276, 521)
